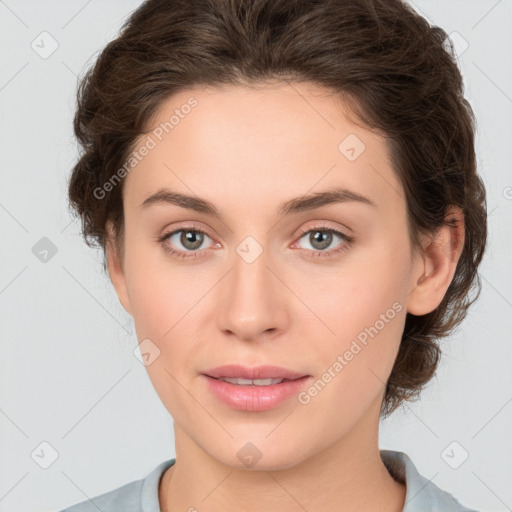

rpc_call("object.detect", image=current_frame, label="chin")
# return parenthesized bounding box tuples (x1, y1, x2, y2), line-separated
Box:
(201, 435, 307, 472)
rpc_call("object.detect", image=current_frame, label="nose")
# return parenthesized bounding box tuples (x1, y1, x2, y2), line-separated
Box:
(216, 244, 290, 342)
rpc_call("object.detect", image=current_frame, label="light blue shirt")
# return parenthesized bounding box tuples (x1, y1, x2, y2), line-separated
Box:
(57, 450, 478, 511)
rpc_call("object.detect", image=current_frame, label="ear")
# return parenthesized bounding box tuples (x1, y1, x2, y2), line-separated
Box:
(407, 206, 465, 316)
(105, 221, 132, 315)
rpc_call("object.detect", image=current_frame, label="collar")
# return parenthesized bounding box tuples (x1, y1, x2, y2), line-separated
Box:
(141, 450, 473, 512)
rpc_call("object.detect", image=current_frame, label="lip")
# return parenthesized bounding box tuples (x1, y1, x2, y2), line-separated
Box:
(201, 365, 312, 412)
(202, 364, 308, 380)
(202, 375, 312, 411)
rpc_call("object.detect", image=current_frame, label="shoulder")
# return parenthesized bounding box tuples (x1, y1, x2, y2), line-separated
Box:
(380, 450, 479, 512)
(58, 479, 144, 512)
(56, 458, 176, 512)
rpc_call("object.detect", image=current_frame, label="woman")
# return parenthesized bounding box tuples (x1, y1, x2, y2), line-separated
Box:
(59, 0, 487, 510)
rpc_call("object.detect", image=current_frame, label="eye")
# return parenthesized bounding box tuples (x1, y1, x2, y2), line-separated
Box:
(158, 225, 216, 259)
(294, 225, 354, 258)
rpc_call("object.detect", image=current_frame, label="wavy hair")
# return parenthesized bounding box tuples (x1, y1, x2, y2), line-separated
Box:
(67, 0, 488, 417)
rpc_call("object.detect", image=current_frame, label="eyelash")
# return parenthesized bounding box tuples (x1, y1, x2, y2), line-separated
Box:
(157, 223, 354, 260)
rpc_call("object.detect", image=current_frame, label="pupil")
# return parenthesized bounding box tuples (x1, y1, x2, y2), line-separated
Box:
(182, 231, 203, 250)
(311, 230, 331, 250)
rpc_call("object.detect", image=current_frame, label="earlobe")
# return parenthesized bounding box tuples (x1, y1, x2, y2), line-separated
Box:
(407, 207, 465, 316)
(105, 221, 132, 315)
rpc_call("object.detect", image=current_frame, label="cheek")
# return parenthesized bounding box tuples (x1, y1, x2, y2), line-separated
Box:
(124, 259, 199, 414)
(303, 249, 409, 383)
(295, 288, 406, 426)
(310, 249, 406, 326)
(124, 249, 212, 383)
(123, 235, 189, 335)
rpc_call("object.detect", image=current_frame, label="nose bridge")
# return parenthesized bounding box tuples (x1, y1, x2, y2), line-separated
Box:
(233, 239, 271, 295)
(216, 237, 286, 339)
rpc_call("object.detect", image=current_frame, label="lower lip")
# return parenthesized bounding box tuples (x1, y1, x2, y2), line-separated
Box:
(202, 375, 312, 412)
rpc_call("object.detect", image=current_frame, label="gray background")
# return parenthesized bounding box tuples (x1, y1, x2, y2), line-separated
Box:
(0, 1, 510, 511)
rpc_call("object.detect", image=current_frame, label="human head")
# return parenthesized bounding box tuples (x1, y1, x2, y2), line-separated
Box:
(68, 0, 487, 422)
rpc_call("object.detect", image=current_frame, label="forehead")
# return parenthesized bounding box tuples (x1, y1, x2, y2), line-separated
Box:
(123, 81, 403, 215)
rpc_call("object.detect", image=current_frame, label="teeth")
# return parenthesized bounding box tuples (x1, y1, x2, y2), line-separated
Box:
(219, 377, 284, 386)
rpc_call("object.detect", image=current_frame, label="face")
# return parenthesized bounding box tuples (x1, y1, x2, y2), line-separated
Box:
(107, 81, 428, 470)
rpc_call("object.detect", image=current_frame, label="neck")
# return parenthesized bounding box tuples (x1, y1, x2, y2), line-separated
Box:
(159, 396, 406, 512)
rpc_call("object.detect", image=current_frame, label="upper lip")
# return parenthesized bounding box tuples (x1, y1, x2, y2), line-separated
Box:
(202, 364, 309, 380)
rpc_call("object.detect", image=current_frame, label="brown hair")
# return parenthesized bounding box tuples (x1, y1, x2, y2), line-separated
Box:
(67, 0, 487, 417)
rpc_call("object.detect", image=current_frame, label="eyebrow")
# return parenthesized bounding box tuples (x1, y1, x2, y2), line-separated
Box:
(140, 186, 377, 218)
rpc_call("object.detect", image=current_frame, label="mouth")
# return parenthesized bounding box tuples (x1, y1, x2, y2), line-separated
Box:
(207, 376, 299, 386)
(200, 365, 312, 412)
(202, 364, 309, 381)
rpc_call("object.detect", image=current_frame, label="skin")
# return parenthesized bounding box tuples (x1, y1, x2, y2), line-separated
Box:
(105, 81, 465, 512)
